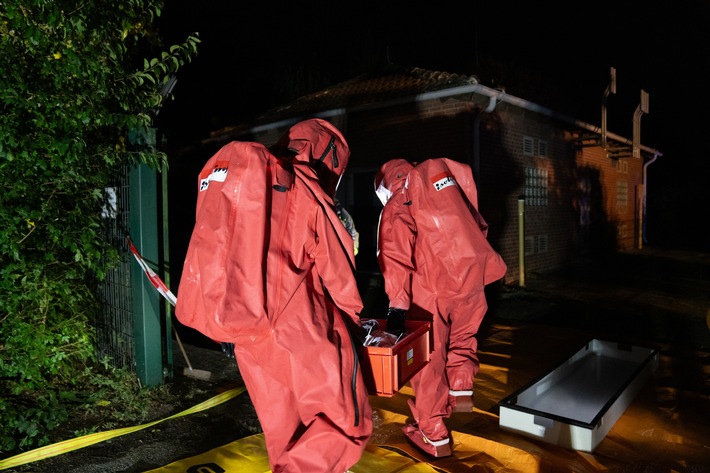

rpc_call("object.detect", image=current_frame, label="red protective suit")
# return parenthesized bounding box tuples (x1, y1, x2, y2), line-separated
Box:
(375, 157, 506, 455)
(176, 119, 372, 472)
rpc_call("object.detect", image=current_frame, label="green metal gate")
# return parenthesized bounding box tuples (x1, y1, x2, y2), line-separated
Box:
(95, 159, 173, 387)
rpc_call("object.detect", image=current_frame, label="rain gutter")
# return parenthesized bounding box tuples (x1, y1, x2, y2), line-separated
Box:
(251, 83, 663, 157)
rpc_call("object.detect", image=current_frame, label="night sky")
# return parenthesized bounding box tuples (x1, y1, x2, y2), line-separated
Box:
(156, 1, 710, 251)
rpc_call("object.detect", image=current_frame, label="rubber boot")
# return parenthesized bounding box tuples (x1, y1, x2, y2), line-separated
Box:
(402, 423, 451, 457)
(448, 389, 474, 413)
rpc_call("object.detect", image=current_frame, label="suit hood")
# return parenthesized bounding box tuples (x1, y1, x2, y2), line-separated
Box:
(374, 158, 413, 205)
(277, 118, 350, 197)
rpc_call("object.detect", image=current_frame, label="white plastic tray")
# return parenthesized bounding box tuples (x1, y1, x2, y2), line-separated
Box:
(498, 339, 658, 452)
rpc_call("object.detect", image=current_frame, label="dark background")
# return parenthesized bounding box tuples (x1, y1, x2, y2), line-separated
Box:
(155, 1, 710, 252)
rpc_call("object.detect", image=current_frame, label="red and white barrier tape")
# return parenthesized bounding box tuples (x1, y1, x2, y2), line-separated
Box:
(126, 236, 177, 307)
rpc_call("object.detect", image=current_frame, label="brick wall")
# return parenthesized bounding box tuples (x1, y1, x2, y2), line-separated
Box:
(252, 92, 644, 284)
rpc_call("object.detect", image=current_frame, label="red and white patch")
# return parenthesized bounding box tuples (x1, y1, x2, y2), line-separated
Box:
(200, 161, 229, 191)
(431, 172, 456, 191)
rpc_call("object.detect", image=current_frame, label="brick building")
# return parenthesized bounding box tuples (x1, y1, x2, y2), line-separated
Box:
(193, 65, 662, 286)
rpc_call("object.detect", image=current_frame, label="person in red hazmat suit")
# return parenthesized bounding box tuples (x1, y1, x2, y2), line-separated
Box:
(374, 157, 507, 457)
(176, 118, 372, 473)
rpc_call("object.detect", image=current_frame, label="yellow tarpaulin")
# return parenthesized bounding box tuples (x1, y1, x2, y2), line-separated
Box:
(4, 320, 708, 472)
(144, 322, 710, 472)
(146, 433, 443, 473)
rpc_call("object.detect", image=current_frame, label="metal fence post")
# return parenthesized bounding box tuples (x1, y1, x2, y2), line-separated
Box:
(129, 163, 165, 387)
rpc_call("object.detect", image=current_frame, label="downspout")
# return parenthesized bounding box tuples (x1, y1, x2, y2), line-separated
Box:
(472, 93, 500, 180)
(642, 151, 661, 244)
(472, 92, 525, 282)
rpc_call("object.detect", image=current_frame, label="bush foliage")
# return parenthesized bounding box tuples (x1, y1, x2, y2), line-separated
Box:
(0, 0, 199, 454)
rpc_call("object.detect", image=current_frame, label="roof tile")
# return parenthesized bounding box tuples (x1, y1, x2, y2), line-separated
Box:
(255, 64, 479, 124)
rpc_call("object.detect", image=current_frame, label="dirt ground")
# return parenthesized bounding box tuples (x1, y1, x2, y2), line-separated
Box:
(4, 246, 710, 472)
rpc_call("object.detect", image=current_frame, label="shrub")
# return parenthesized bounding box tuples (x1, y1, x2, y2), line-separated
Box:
(0, 0, 199, 453)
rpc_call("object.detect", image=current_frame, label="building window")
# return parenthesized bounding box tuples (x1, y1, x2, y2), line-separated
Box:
(523, 136, 549, 158)
(537, 140, 549, 158)
(524, 235, 549, 255)
(616, 180, 628, 208)
(613, 159, 629, 174)
(524, 167, 548, 206)
(523, 136, 534, 156)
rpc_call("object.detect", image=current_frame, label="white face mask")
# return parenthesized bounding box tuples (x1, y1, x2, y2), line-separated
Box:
(375, 181, 392, 206)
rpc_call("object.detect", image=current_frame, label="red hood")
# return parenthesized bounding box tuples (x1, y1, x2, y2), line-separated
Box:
(280, 118, 350, 197)
(374, 158, 413, 205)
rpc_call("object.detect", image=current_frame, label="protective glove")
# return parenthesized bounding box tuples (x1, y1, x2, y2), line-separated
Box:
(386, 307, 406, 337)
(354, 318, 377, 345)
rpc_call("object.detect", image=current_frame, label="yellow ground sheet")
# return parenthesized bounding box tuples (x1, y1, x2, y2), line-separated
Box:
(145, 322, 710, 472)
(3, 322, 708, 472)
